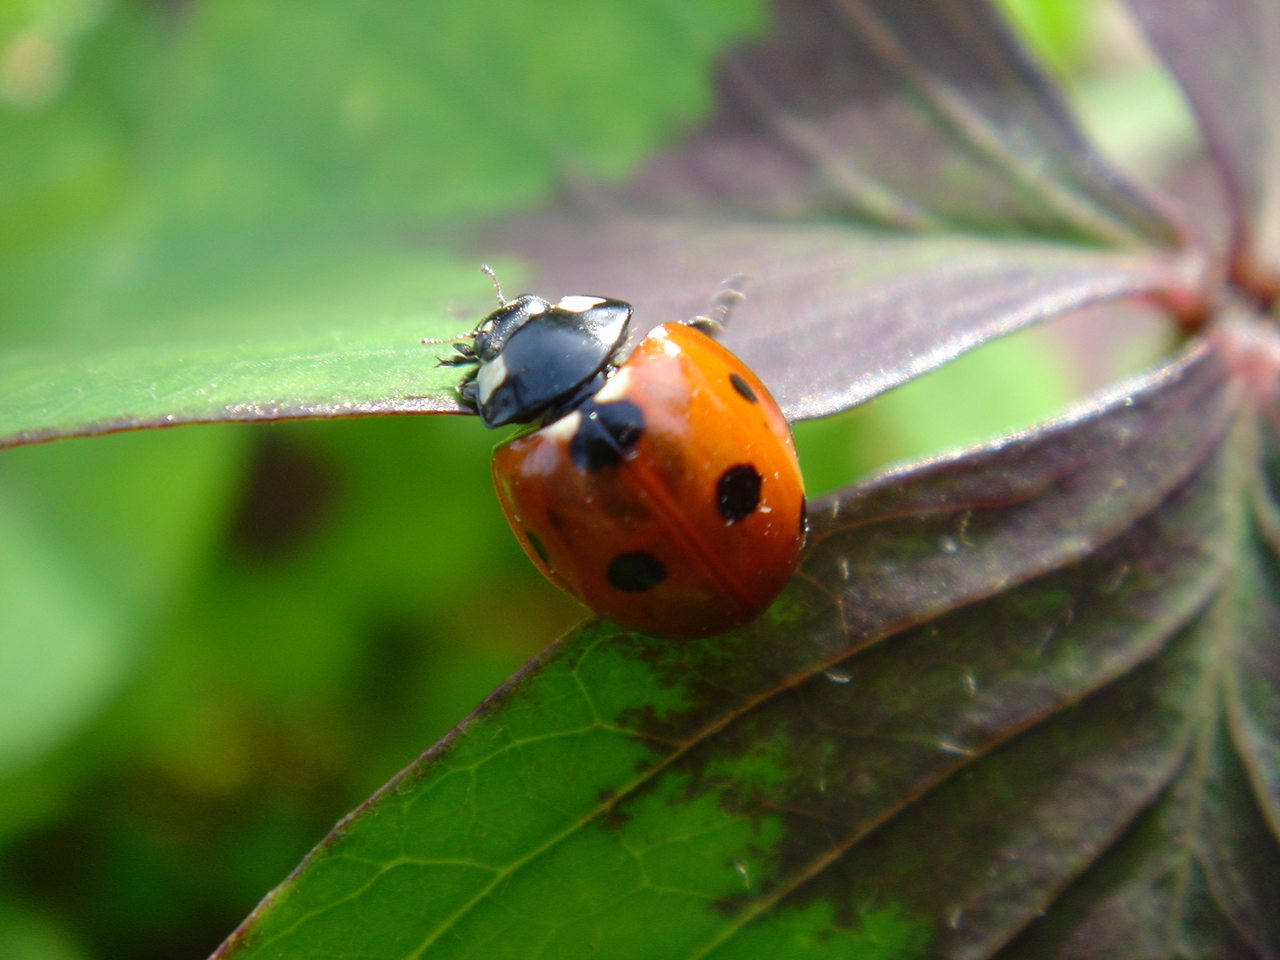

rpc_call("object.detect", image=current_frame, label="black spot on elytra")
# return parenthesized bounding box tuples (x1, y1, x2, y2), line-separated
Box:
(717, 464, 762, 523)
(524, 529, 550, 565)
(546, 508, 568, 534)
(607, 552, 667, 592)
(799, 499, 809, 541)
(729, 372, 757, 403)
(570, 400, 646, 470)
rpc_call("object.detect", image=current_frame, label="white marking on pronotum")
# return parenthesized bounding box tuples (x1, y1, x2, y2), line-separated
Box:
(476, 354, 508, 405)
(556, 295, 606, 313)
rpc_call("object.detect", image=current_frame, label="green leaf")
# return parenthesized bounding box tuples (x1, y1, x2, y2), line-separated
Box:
(218, 613, 933, 959)
(0, 0, 769, 445)
(0, 252, 483, 448)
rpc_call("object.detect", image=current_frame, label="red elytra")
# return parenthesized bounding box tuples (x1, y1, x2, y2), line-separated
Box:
(491, 321, 805, 638)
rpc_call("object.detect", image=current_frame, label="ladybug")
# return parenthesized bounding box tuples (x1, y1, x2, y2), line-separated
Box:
(437, 267, 806, 638)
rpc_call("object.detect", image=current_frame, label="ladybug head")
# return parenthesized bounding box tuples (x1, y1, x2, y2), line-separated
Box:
(471, 294, 555, 362)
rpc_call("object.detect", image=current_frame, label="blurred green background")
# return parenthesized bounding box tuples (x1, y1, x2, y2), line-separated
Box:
(0, 1, 1187, 957)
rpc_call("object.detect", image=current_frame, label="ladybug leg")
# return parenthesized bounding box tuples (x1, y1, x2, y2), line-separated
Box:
(685, 274, 747, 336)
(435, 341, 479, 368)
(457, 371, 480, 408)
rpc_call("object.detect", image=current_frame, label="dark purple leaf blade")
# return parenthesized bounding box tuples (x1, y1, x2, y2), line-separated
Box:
(486, 0, 1215, 434)
(1237, 386, 1280, 836)
(1002, 720, 1280, 958)
(1126, 0, 1280, 286)
(217, 332, 1270, 958)
(1199, 716, 1280, 958)
(486, 0, 1209, 429)
(807, 617, 1207, 960)
(499, 216, 1197, 421)
(692, 341, 1241, 957)
(619, 0, 1186, 249)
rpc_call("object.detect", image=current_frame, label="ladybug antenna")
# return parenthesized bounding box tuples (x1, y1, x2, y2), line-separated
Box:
(480, 264, 507, 306)
(687, 274, 748, 336)
(422, 265, 512, 346)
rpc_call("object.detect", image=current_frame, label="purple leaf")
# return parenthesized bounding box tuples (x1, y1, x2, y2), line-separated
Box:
(498, 216, 1197, 421)
(1126, 0, 1280, 287)
(488, 0, 1211, 424)
(619, 0, 1187, 247)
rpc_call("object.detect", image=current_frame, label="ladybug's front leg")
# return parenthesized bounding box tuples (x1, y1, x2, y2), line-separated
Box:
(435, 342, 478, 368)
(456, 369, 480, 410)
(431, 342, 481, 410)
